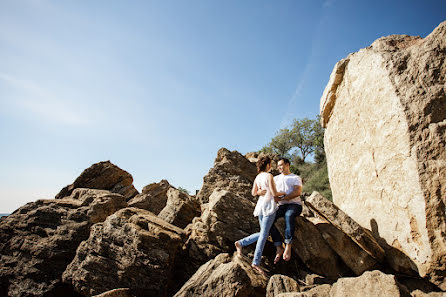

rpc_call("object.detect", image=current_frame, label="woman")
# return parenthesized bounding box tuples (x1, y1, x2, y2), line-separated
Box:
(234, 156, 285, 275)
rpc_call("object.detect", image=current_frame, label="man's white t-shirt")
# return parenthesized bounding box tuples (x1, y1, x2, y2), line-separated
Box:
(274, 173, 302, 205)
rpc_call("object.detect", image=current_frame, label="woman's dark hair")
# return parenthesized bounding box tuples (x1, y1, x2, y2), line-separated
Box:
(279, 157, 290, 165)
(256, 156, 271, 173)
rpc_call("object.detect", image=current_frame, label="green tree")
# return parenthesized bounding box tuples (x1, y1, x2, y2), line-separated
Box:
(265, 128, 294, 157)
(291, 118, 317, 162)
(178, 187, 189, 194)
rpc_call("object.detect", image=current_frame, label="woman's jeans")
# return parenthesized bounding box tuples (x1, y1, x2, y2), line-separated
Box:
(237, 213, 276, 266)
(270, 204, 302, 245)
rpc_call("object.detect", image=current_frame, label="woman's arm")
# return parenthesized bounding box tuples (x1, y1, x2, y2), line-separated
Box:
(267, 174, 285, 197)
(251, 178, 259, 196)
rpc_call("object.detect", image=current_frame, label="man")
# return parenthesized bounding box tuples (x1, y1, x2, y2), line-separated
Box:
(259, 157, 302, 263)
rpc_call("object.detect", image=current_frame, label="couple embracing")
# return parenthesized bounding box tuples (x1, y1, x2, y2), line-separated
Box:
(235, 156, 303, 276)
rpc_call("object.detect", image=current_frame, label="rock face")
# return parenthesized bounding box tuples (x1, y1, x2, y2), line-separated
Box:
(276, 284, 331, 297)
(197, 148, 258, 204)
(320, 21, 446, 287)
(158, 187, 201, 229)
(330, 270, 410, 297)
(56, 161, 138, 200)
(128, 180, 200, 229)
(62, 207, 184, 297)
(173, 253, 268, 297)
(305, 192, 383, 272)
(128, 179, 171, 214)
(185, 189, 258, 267)
(266, 274, 300, 297)
(0, 189, 127, 297)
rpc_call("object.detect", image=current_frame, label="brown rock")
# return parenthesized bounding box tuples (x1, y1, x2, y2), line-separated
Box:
(173, 253, 268, 297)
(266, 274, 300, 297)
(330, 270, 411, 297)
(308, 217, 380, 275)
(62, 207, 184, 296)
(56, 161, 138, 200)
(305, 192, 385, 263)
(277, 216, 351, 278)
(276, 284, 331, 297)
(128, 180, 171, 214)
(185, 189, 258, 266)
(158, 187, 201, 229)
(320, 21, 446, 287)
(197, 148, 258, 204)
(0, 189, 127, 297)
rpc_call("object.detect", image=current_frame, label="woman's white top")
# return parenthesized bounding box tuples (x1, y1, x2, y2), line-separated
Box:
(253, 172, 278, 217)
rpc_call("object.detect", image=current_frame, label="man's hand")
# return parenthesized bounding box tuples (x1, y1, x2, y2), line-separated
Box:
(258, 189, 267, 196)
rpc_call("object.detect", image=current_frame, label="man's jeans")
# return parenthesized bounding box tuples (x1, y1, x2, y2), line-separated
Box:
(237, 213, 276, 266)
(270, 203, 303, 245)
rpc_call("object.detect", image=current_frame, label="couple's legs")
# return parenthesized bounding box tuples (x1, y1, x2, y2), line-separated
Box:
(269, 204, 303, 261)
(236, 213, 276, 272)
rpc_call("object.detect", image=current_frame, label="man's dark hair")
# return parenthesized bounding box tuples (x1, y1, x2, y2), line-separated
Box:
(279, 157, 290, 165)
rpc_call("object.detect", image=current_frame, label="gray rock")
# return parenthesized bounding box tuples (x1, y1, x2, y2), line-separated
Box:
(266, 274, 300, 297)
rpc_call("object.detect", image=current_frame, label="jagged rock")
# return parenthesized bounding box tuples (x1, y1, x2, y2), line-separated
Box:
(62, 207, 184, 296)
(277, 216, 351, 278)
(305, 192, 385, 263)
(320, 21, 446, 288)
(266, 274, 300, 297)
(128, 180, 171, 214)
(197, 148, 258, 204)
(173, 253, 268, 297)
(330, 270, 411, 297)
(128, 180, 200, 229)
(276, 284, 331, 297)
(158, 187, 201, 229)
(0, 189, 127, 297)
(56, 161, 138, 200)
(185, 189, 258, 267)
(308, 216, 380, 275)
(244, 152, 280, 175)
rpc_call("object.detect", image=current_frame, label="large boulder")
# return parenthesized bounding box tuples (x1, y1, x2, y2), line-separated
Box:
(278, 216, 351, 278)
(197, 148, 258, 204)
(305, 192, 383, 271)
(276, 284, 331, 297)
(56, 161, 138, 200)
(173, 253, 268, 297)
(266, 274, 300, 297)
(330, 270, 410, 297)
(62, 207, 184, 297)
(320, 21, 446, 288)
(158, 187, 201, 229)
(128, 179, 171, 214)
(185, 189, 258, 267)
(0, 189, 127, 297)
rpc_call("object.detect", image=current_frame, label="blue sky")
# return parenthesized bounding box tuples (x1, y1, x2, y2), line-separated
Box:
(1, 0, 445, 213)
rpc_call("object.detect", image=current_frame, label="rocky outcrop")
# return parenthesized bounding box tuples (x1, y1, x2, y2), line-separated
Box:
(266, 275, 300, 297)
(128, 180, 171, 214)
(330, 270, 411, 297)
(173, 253, 268, 297)
(277, 216, 351, 278)
(56, 161, 138, 200)
(158, 187, 201, 229)
(197, 148, 258, 204)
(62, 207, 184, 297)
(320, 21, 446, 288)
(0, 188, 127, 297)
(128, 180, 200, 229)
(305, 192, 383, 271)
(185, 189, 258, 267)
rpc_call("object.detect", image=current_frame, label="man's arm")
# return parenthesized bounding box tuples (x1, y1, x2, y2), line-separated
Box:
(282, 184, 302, 201)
